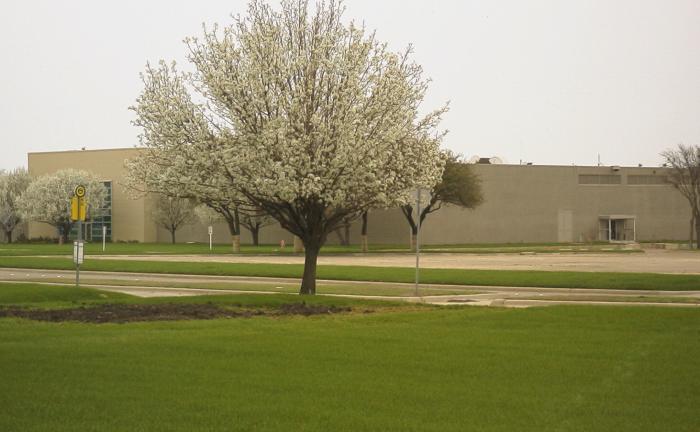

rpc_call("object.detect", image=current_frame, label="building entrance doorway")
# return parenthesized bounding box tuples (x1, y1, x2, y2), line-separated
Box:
(599, 215, 636, 242)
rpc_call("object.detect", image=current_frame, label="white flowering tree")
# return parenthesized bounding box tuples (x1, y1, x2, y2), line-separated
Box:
(152, 195, 196, 244)
(0, 168, 31, 243)
(19, 169, 107, 244)
(132, 0, 446, 294)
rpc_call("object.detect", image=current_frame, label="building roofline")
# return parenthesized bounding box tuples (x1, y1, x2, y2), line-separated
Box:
(26, 148, 666, 170)
(28, 147, 140, 156)
(476, 163, 668, 169)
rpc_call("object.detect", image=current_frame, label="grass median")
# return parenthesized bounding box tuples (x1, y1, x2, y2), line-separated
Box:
(0, 283, 698, 431)
(1, 256, 699, 291)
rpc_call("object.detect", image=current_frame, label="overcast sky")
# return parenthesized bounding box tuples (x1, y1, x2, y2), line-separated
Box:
(1, 0, 698, 170)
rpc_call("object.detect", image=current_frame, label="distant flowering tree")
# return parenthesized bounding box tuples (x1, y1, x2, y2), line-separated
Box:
(0, 168, 31, 243)
(19, 169, 107, 244)
(124, 146, 246, 252)
(130, 0, 446, 294)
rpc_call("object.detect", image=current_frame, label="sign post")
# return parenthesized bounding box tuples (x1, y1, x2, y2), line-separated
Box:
(208, 226, 213, 251)
(71, 185, 87, 287)
(415, 189, 421, 296)
(412, 188, 431, 297)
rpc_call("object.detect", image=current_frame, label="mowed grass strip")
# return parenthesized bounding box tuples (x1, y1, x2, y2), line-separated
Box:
(2, 256, 700, 290)
(0, 284, 698, 431)
(0, 283, 402, 310)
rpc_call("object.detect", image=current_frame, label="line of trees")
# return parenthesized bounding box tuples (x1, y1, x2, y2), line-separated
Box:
(0, 168, 107, 244)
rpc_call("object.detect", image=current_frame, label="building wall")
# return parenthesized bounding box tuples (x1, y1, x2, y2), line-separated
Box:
(27, 148, 156, 242)
(27, 148, 692, 245)
(364, 165, 690, 245)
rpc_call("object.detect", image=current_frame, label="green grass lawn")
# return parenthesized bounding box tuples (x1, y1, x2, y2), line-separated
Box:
(0, 283, 399, 310)
(0, 283, 698, 431)
(2, 256, 700, 291)
(0, 241, 638, 256)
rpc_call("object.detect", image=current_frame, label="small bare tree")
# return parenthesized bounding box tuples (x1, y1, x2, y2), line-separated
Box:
(662, 144, 700, 248)
(240, 209, 274, 247)
(153, 195, 195, 244)
(333, 216, 354, 247)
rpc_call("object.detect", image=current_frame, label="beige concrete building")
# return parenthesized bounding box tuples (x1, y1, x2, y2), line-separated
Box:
(26, 148, 691, 245)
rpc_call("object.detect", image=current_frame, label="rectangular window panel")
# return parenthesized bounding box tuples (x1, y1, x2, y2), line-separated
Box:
(578, 174, 622, 185)
(627, 175, 668, 185)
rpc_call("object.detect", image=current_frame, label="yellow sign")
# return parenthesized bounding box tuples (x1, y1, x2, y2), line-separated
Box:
(70, 196, 87, 221)
(74, 185, 86, 198)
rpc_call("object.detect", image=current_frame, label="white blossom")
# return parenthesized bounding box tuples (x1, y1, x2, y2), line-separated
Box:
(0, 167, 31, 243)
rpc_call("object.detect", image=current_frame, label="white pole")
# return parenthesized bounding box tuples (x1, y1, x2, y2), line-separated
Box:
(208, 226, 213, 251)
(608, 219, 612, 242)
(102, 225, 106, 252)
(76, 220, 82, 287)
(415, 188, 421, 297)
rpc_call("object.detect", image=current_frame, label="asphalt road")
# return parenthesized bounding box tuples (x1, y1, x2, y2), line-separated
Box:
(89, 249, 700, 274)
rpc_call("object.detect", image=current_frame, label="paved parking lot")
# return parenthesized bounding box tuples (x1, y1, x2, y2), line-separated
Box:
(92, 249, 700, 275)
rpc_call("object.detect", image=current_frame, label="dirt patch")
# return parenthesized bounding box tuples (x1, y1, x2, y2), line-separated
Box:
(0, 303, 352, 324)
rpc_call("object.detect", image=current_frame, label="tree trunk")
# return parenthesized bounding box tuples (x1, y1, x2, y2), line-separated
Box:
(58, 223, 71, 245)
(224, 217, 241, 253)
(410, 226, 418, 251)
(343, 223, 350, 246)
(293, 236, 304, 253)
(361, 235, 368, 253)
(251, 226, 260, 246)
(4, 230, 12, 244)
(695, 216, 700, 250)
(361, 211, 369, 253)
(401, 205, 417, 250)
(170, 229, 176, 244)
(691, 216, 696, 249)
(299, 242, 320, 295)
